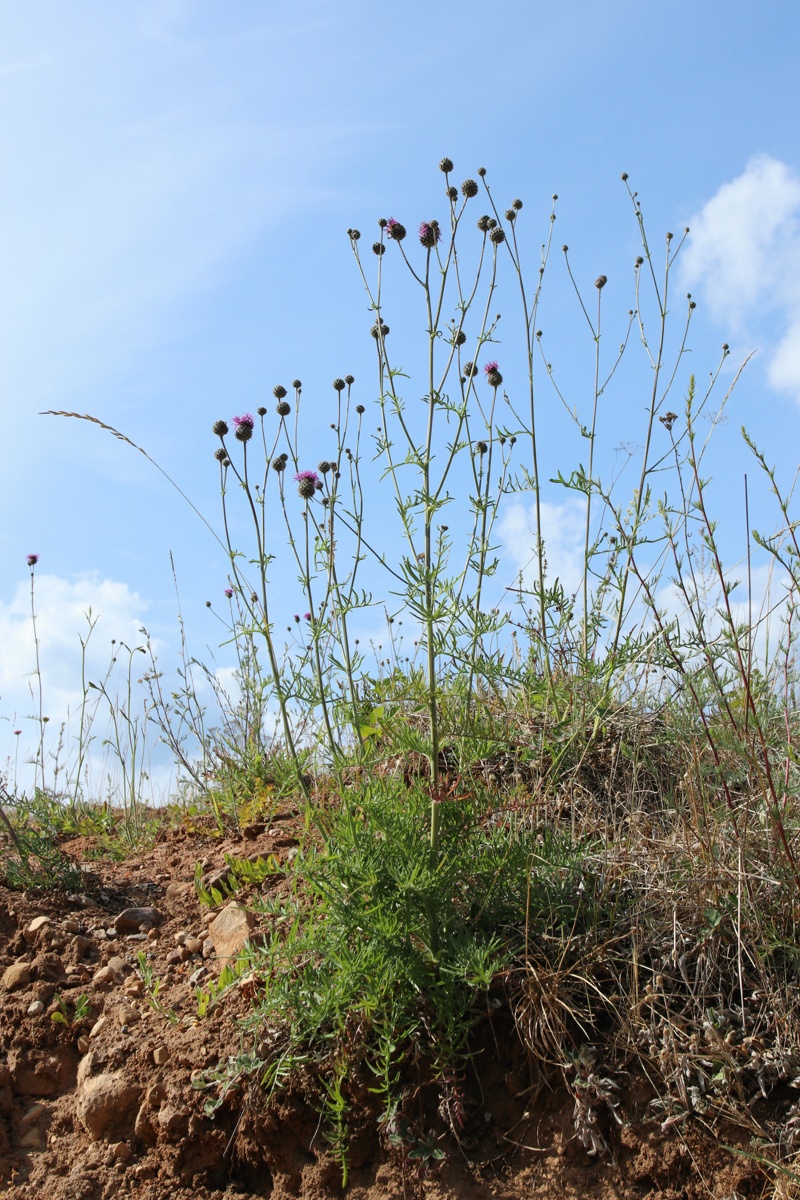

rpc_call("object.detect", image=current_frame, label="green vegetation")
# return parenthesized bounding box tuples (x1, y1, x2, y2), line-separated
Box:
(4, 161, 800, 1188)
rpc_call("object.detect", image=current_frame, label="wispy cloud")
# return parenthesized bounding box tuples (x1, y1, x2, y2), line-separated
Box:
(681, 155, 800, 400)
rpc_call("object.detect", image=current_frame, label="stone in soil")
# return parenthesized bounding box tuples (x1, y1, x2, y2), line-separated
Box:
(206, 902, 257, 963)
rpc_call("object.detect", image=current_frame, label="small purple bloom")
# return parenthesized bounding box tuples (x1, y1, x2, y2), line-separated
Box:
(419, 221, 441, 248)
(26, 554, 39, 567)
(304, 612, 312, 621)
(385, 217, 406, 242)
(224, 588, 233, 598)
(232, 413, 254, 429)
(13, 729, 21, 736)
(484, 361, 499, 375)
(293, 614, 301, 622)
(295, 470, 321, 499)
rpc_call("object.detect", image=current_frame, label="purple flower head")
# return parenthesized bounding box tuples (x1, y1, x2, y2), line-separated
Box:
(419, 221, 441, 248)
(224, 588, 233, 599)
(13, 729, 21, 736)
(293, 614, 301, 622)
(484, 360, 503, 387)
(304, 612, 312, 621)
(294, 470, 321, 499)
(385, 217, 406, 242)
(26, 554, 39, 567)
(232, 414, 254, 429)
(484, 361, 499, 375)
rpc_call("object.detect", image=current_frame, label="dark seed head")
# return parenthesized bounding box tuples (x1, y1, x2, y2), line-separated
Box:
(257, 406, 267, 417)
(350, 228, 360, 241)
(477, 167, 486, 177)
(214, 447, 227, 461)
(277, 401, 290, 416)
(455, 331, 467, 346)
(461, 179, 479, 198)
(356, 404, 365, 414)
(512, 198, 523, 210)
(345, 374, 354, 385)
(371, 320, 390, 339)
(447, 186, 458, 201)
(235, 423, 253, 442)
(213, 420, 229, 437)
(595, 275, 607, 290)
(333, 378, 346, 392)
(489, 227, 505, 245)
(273, 385, 287, 399)
(439, 156, 454, 173)
(475, 441, 488, 455)
(505, 209, 516, 222)
(292, 379, 302, 389)
(373, 242, 385, 255)
(477, 215, 492, 232)
(463, 362, 478, 378)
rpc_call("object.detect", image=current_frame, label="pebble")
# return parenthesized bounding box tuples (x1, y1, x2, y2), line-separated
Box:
(2, 962, 32, 991)
(71, 935, 92, 957)
(63, 919, 82, 933)
(185, 936, 204, 955)
(92, 966, 115, 988)
(77, 1035, 90, 1054)
(188, 966, 208, 987)
(115, 1004, 141, 1027)
(152, 1046, 169, 1066)
(125, 933, 147, 942)
(174, 931, 187, 946)
(113, 907, 164, 934)
(27, 1000, 45, 1017)
(89, 1016, 107, 1039)
(26, 916, 51, 936)
(20, 1103, 45, 1128)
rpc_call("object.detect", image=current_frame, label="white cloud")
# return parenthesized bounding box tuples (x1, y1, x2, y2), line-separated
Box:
(0, 572, 157, 796)
(681, 155, 800, 400)
(499, 497, 587, 598)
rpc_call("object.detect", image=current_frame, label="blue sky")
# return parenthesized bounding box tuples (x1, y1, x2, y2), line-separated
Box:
(3, 0, 800, 794)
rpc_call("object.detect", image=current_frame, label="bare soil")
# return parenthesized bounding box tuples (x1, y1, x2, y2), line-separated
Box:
(0, 814, 769, 1199)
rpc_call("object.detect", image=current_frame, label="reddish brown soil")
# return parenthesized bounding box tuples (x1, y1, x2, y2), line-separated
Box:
(0, 816, 771, 1199)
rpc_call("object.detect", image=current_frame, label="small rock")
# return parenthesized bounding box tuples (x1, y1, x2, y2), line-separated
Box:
(164, 881, 193, 901)
(185, 936, 204, 955)
(77, 1036, 90, 1054)
(111, 1140, 132, 1164)
(92, 966, 115, 988)
(18, 1126, 43, 1149)
(115, 1005, 141, 1027)
(174, 931, 187, 946)
(27, 1001, 45, 1016)
(106, 956, 128, 975)
(20, 1103, 45, 1129)
(152, 1046, 169, 1066)
(2, 961, 32, 991)
(207, 903, 257, 963)
(113, 907, 163, 935)
(26, 916, 51, 936)
(189, 966, 208, 987)
(202, 937, 215, 959)
(89, 1016, 107, 1040)
(77, 1072, 141, 1140)
(125, 933, 147, 942)
(146, 927, 160, 942)
(122, 980, 145, 998)
(157, 1104, 189, 1138)
(63, 919, 82, 933)
(71, 935, 93, 957)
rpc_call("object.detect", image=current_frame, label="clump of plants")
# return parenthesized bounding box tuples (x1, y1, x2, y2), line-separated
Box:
(28, 158, 800, 1191)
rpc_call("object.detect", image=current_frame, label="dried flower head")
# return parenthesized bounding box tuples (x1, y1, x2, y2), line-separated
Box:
(385, 218, 406, 241)
(378, 217, 387, 229)
(484, 361, 503, 387)
(659, 411, 678, 432)
(512, 198, 523, 210)
(505, 209, 516, 222)
(272, 457, 286, 472)
(461, 179, 478, 198)
(292, 379, 302, 389)
(463, 361, 479, 378)
(595, 275, 608, 290)
(295, 470, 321, 499)
(372, 242, 385, 255)
(26, 553, 39, 567)
(273, 385, 287, 399)
(356, 404, 365, 414)
(213, 419, 229, 437)
(454, 331, 467, 346)
(446, 186, 458, 201)
(276, 401, 291, 416)
(489, 227, 505, 245)
(257, 406, 267, 417)
(439, 157, 454, 173)
(419, 220, 441, 248)
(371, 320, 390, 339)
(350, 228, 361, 240)
(224, 588, 234, 598)
(477, 214, 493, 232)
(635, 256, 644, 267)
(332, 378, 346, 392)
(475, 441, 488, 455)
(214, 447, 228, 462)
(345, 374, 355, 385)
(233, 414, 255, 441)
(477, 167, 486, 177)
